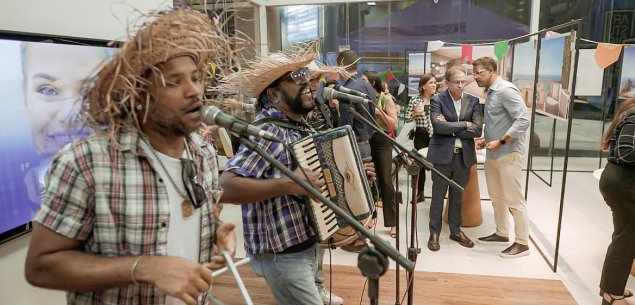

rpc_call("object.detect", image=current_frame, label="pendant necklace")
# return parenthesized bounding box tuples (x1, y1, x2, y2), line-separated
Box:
(141, 134, 194, 219)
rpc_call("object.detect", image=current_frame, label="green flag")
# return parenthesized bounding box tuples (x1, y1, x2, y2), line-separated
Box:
(494, 41, 509, 61)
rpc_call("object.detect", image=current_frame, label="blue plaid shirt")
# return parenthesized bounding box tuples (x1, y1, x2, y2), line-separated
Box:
(225, 99, 316, 254)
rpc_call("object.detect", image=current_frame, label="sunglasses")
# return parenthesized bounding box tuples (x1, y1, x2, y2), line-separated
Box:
(181, 158, 207, 209)
(282, 67, 312, 85)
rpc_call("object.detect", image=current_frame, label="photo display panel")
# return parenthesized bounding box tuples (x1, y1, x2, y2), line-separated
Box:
(0, 39, 114, 240)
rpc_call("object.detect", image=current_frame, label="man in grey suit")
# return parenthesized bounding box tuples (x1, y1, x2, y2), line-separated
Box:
(426, 66, 482, 251)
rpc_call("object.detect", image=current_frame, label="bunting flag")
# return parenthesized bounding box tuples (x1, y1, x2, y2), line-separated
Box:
(380, 71, 395, 83)
(461, 44, 473, 63)
(494, 41, 509, 62)
(427, 40, 444, 52)
(594, 43, 623, 69)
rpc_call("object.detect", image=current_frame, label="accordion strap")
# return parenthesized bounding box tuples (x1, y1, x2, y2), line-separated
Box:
(253, 117, 314, 136)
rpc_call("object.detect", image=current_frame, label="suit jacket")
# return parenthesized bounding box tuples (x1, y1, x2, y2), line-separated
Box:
(427, 91, 482, 166)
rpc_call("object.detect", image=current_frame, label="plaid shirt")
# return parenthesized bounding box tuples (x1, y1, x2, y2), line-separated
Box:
(225, 100, 316, 254)
(35, 130, 222, 305)
(404, 95, 433, 135)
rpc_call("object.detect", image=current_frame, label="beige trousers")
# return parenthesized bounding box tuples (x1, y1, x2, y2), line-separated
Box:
(484, 151, 529, 245)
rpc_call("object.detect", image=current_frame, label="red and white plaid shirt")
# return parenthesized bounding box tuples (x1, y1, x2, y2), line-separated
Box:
(35, 130, 222, 305)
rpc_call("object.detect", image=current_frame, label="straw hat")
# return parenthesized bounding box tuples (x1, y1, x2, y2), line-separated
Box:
(219, 40, 322, 98)
(84, 7, 234, 144)
(306, 60, 344, 80)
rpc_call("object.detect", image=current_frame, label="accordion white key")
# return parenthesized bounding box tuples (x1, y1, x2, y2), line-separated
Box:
(291, 126, 374, 242)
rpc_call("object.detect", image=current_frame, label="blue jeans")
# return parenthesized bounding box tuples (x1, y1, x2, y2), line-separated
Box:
(250, 242, 322, 305)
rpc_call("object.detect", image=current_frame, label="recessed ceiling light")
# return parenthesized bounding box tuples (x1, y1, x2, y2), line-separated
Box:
(367, 2, 376, 5)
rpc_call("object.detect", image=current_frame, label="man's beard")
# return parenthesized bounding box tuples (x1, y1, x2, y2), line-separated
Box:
(282, 84, 314, 115)
(146, 101, 197, 137)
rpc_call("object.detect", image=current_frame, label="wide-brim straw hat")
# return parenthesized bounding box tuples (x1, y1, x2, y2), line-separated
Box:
(86, 8, 233, 128)
(219, 40, 323, 98)
(306, 60, 344, 80)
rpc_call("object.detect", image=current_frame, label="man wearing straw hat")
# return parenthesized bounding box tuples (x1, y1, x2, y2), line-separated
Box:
(25, 8, 236, 305)
(219, 42, 329, 305)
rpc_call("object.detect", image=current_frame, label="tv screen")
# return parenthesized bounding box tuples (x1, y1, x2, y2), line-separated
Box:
(0, 37, 115, 243)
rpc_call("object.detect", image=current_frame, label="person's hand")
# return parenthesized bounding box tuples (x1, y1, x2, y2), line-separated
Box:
(206, 222, 237, 270)
(362, 156, 376, 182)
(136, 256, 213, 305)
(201, 125, 219, 138)
(290, 166, 325, 196)
(330, 98, 340, 110)
(485, 140, 503, 152)
(222, 98, 240, 109)
(466, 121, 473, 128)
(411, 106, 421, 117)
(436, 114, 446, 122)
(475, 137, 486, 149)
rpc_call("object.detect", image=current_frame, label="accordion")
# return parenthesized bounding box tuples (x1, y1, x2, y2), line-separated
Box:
(291, 126, 374, 242)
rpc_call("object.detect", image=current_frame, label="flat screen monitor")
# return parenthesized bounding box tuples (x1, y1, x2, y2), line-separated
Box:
(0, 35, 115, 244)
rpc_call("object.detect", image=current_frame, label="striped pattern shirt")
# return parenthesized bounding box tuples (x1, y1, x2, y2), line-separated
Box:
(405, 95, 433, 135)
(35, 130, 222, 305)
(225, 100, 316, 254)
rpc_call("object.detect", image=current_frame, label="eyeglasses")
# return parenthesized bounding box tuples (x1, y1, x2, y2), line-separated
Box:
(282, 67, 312, 85)
(474, 69, 488, 76)
(450, 80, 466, 85)
(181, 158, 207, 209)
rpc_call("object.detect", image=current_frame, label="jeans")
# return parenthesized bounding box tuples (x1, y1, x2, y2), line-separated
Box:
(315, 248, 325, 291)
(250, 242, 322, 305)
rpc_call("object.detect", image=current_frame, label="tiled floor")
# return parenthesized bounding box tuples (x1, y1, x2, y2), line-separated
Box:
(219, 156, 635, 305)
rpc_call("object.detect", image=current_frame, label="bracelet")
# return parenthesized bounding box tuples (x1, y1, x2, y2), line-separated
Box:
(130, 255, 145, 285)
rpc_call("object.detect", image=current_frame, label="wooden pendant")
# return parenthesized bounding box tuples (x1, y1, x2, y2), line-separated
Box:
(181, 199, 194, 219)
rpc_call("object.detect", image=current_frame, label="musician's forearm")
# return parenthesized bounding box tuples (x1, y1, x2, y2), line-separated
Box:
(219, 172, 296, 203)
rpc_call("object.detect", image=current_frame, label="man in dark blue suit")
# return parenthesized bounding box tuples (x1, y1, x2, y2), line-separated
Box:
(426, 66, 482, 251)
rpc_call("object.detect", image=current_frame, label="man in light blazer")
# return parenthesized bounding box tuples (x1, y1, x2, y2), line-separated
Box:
(426, 66, 482, 251)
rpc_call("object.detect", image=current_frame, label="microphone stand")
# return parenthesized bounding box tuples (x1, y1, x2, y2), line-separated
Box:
(237, 137, 415, 303)
(346, 107, 464, 305)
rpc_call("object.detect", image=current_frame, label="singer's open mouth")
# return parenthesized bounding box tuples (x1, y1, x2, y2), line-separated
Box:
(185, 102, 204, 114)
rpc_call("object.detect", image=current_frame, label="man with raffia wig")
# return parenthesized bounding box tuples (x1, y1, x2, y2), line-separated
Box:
(25, 8, 237, 305)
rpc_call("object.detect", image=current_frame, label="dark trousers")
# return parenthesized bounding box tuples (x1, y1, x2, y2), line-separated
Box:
(429, 152, 469, 236)
(413, 127, 431, 194)
(599, 162, 635, 296)
(370, 132, 396, 227)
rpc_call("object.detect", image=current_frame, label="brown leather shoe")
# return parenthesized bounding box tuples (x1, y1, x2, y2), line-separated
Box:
(427, 234, 440, 251)
(449, 231, 474, 248)
(500, 242, 530, 258)
(477, 233, 510, 245)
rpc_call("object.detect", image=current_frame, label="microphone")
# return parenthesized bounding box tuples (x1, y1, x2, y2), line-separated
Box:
(321, 87, 371, 105)
(201, 106, 282, 143)
(333, 84, 370, 99)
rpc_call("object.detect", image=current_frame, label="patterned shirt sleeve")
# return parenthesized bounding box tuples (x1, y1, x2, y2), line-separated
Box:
(404, 96, 418, 123)
(35, 143, 95, 241)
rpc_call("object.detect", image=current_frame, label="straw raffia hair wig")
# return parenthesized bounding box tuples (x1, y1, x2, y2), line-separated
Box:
(219, 40, 326, 98)
(84, 7, 234, 146)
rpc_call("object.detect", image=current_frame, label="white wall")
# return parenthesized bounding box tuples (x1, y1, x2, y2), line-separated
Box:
(0, 0, 171, 41)
(0, 1, 169, 304)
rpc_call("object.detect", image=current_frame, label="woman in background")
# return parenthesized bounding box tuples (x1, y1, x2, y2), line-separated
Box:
(364, 71, 399, 237)
(404, 73, 436, 202)
(598, 97, 635, 305)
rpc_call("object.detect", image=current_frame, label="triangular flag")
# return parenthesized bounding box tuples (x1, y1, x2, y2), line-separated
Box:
(494, 41, 509, 62)
(379, 71, 387, 82)
(595, 43, 623, 69)
(385, 71, 395, 83)
(461, 44, 473, 63)
(427, 40, 444, 52)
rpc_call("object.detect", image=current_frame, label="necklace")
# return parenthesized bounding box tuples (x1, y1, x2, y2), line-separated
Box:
(140, 134, 194, 219)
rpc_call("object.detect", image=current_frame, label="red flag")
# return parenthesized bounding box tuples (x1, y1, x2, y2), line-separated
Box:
(385, 71, 394, 83)
(461, 44, 473, 63)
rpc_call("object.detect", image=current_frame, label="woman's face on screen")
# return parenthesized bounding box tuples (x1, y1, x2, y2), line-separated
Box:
(23, 43, 107, 156)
